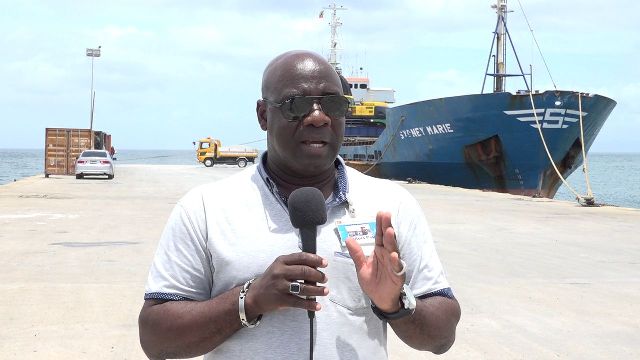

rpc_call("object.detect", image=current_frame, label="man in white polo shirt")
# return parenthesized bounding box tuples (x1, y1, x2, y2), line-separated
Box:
(138, 50, 461, 360)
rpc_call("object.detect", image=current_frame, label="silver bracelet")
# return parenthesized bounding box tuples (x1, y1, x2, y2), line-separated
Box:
(239, 278, 262, 328)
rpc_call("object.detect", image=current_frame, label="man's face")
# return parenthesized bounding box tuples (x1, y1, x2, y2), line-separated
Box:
(258, 54, 345, 179)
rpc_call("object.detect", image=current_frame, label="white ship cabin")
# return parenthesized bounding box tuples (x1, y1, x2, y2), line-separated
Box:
(345, 76, 396, 104)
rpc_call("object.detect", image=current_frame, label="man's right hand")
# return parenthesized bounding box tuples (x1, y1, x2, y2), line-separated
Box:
(244, 252, 329, 320)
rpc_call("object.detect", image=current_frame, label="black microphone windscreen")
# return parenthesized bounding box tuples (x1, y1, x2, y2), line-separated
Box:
(288, 187, 327, 229)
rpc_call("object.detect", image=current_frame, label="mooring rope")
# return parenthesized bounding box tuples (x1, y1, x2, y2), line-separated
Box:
(577, 93, 595, 201)
(528, 92, 595, 205)
(515, 0, 557, 91)
(238, 138, 266, 145)
(116, 155, 175, 162)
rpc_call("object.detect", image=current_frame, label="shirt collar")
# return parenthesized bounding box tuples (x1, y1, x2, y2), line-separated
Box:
(256, 152, 349, 208)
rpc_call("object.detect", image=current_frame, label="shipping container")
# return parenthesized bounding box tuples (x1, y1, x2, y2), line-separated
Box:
(44, 128, 112, 176)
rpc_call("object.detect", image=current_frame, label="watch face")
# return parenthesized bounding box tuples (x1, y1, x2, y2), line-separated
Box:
(401, 284, 417, 310)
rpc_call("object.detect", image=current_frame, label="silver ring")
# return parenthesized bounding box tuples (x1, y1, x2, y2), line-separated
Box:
(289, 282, 301, 295)
(393, 259, 407, 276)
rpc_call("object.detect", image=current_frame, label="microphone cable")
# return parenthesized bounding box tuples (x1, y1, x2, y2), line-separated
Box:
(309, 317, 314, 360)
(308, 295, 315, 360)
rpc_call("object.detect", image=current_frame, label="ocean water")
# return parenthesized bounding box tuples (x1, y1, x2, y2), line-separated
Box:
(0, 149, 46, 185)
(1, 149, 639, 209)
(0, 149, 196, 185)
(554, 153, 640, 208)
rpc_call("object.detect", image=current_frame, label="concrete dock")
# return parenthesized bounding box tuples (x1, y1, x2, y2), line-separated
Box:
(1, 164, 638, 359)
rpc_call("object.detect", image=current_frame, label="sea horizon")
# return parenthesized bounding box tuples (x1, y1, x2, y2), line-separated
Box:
(1, 148, 639, 209)
(3, 147, 640, 154)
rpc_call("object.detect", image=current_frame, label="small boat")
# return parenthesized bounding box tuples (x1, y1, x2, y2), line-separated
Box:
(325, 0, 616, 198)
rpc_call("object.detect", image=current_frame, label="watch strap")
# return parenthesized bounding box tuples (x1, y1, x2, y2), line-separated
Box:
(370, 284, 416, 321)
(370, 302, 413, 320)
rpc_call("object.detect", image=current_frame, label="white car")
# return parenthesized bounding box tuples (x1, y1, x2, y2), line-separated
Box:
(75, 150, 114, 180)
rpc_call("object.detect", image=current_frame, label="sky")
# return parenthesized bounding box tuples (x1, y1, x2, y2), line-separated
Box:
(1, 0, 638, 152)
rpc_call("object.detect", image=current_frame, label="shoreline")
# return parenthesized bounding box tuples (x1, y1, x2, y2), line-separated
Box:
(2, 165, 639, 211)
(2, 149, 639, 208)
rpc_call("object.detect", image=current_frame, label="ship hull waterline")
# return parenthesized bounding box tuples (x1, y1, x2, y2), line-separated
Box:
(340, 90, 616, 198)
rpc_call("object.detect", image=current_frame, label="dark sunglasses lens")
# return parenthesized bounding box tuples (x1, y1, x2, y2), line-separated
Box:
(283, 96, 349, 120)
(288, 97, 316, 120)
(321, 96, 349, 118)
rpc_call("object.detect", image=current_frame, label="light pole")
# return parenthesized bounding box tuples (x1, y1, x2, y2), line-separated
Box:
(86, 46, 101, 149)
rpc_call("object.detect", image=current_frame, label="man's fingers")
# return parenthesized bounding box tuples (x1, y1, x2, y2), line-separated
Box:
(288, 282, 329, 297)
(375, 212, 384, 246)
(280, 252, 328, 268)
(375, 211, 393, 247)
(282, 281, 327, 312)
(379, 211, 393, 229)
(287, 265, 328, 284)
(388, 251, 404, 276)
(382, 226, 398, 253)
(345, 238, 366, 271)
(287, 295, 322, 312)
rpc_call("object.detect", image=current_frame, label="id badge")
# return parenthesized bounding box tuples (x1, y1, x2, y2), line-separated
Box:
(334, 218, 376, 257)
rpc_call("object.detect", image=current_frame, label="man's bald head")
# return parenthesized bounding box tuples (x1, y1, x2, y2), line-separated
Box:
(261, 50, 342, 100)
(256, 50, 346, 180)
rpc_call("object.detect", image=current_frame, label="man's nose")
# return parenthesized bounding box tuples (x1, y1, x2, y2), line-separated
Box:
(302, 101, 331, 127)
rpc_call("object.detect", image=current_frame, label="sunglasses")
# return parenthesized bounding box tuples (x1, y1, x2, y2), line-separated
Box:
(262, 95, 350, 121)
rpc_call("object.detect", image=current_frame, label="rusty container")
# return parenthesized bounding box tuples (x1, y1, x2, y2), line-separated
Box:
(44, 128, 111, 176)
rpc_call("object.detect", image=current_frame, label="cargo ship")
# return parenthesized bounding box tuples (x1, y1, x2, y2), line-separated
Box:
(325, 1, 616, 198)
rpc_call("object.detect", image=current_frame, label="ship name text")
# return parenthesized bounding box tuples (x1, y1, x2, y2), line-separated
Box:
(399, 123, 454, 139)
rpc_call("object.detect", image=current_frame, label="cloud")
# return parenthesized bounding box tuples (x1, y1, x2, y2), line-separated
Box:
(0, 0, 638, 151)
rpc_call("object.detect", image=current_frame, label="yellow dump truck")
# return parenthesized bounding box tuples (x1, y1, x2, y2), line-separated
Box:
(195, 137, 259, 168)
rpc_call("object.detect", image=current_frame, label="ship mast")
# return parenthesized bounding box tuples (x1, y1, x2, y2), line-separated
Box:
(481, 0, 531, 94)
(494, 0, 507, 92)
(323, 1, 347, 74)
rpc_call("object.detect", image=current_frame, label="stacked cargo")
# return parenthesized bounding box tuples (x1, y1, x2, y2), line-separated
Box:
(44, 128, 112, 177)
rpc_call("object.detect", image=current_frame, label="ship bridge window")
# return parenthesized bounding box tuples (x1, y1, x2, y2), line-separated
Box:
(359, 84, 367, 89)
(349, 84, 354, 88)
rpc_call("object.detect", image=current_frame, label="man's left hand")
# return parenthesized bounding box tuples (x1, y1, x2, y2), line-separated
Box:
(345, 211, 405, 313)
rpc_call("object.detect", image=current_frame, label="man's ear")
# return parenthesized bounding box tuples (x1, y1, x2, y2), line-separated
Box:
(256, 100, 268, 131)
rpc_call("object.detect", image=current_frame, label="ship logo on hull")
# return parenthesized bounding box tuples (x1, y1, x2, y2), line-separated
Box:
(504, 109, 588, 129)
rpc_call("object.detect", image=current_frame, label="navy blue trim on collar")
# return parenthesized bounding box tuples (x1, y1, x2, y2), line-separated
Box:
(328, 156, 348, 207)
(256, 152, 349, 209)
(256, 153, 288, 206)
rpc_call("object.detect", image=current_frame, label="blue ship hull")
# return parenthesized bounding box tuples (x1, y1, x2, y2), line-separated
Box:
(340, 90, 616, 198)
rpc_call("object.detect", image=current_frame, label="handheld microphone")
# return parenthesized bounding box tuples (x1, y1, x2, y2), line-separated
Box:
(288, 187, 327, 320)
